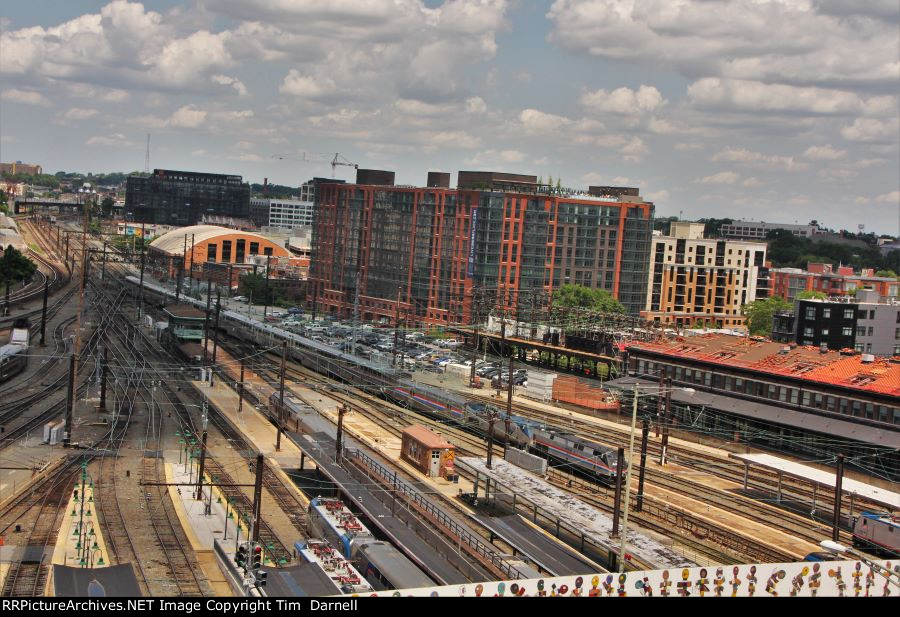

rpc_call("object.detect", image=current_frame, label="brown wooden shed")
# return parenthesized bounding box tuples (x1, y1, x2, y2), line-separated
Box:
(400, 425, 456, 479)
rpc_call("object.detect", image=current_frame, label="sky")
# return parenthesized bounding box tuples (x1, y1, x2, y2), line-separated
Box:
(1, 0, 898, 235)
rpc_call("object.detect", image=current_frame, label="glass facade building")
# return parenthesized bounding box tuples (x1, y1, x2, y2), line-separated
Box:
(311, 178, 655, 324)
(125, 169, 250, 225)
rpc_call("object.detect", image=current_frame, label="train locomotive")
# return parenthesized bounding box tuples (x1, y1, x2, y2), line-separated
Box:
(0, 318, 30, 382)
(126, 276, 620, 483)
(852, 511, 900, 556)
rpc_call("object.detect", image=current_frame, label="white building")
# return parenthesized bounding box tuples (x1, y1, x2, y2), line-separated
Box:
(643, 222, 769, 328)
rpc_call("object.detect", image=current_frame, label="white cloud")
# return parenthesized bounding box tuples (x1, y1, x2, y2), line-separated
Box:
(695, 171, 740, 185)
(546, 1, 899, 90)
(841, 117, 900, 143)
(687, 78, 895, 117)
(712, 148, 809, 172)
(464, 149, 526, 166)
(63, 108, 99, 120)
(169, 105, 208, 128)
(279, 70, 337, 100)
(86, 133, 131, 147)
(580, 85, 667, 115)
(519, 108, 571, 134)
(1, 89, 52, 107)
(675, 142, 705, 152)
(742, 177, 761, 188)
(875, 190, 900, 204)
(803, 144, 846, 160)
(211, 74, 248, 96)
(645, 189, 669, 202)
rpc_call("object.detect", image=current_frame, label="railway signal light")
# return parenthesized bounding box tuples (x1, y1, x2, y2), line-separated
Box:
(236, 544, 248, 570)
(257, 570, 267, 587)
(252, 544, 263, 571)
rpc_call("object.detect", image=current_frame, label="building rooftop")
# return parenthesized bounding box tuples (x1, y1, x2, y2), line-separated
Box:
(163, 304, 206, 320)
(149, 224, 277, 255)
(402, 425, 455, 449)
(628, 334, 900, 396)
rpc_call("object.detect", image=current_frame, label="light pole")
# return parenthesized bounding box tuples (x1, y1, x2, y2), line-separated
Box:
(618, 382, 694, 571)
(819, 540, 900, 590)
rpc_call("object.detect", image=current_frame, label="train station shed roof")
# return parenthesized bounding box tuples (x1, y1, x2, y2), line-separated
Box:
(730, 452, 900, 510)
(52, 564, 142, 597)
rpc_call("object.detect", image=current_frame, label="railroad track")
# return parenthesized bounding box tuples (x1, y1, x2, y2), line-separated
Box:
(469, 392, 884, 539)
(0, 471, 75, 596)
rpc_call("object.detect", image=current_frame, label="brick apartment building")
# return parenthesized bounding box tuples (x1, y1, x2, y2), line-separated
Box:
(310, 170, 654, 325)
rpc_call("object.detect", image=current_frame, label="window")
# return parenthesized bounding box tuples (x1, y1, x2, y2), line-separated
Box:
(844, 309, 854, 319)
(806, 307, 816, 319)
(842, 327, 852, 336)
(221, 240, 232, 262)
(823, 308, 831, 319)
(206, 243, 217, 262)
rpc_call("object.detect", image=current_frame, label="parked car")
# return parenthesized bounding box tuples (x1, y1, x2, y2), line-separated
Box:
(233, 295, 248, 303)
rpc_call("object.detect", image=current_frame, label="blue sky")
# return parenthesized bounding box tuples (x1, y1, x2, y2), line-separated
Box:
(1, 0, 898, 234)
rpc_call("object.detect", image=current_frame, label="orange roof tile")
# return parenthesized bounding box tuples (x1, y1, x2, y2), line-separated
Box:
(629, 335, 900, 396)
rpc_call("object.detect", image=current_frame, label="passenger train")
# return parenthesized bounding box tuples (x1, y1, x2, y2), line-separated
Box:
(0, 318, 30, 382)
(852, 512, 900, 556)
(126, 276, 621, 483)
(305, 496, 435, 590)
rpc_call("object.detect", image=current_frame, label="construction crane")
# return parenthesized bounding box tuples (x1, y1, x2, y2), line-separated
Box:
(272, 152, 358, 179)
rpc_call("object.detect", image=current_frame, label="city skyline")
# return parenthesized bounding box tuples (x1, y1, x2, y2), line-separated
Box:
(1, 0, 898, 234)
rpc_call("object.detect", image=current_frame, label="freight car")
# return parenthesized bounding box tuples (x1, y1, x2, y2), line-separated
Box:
(852, 512, 899, 556)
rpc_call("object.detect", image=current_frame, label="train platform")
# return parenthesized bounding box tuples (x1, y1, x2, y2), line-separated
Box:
(188, 379, 314, 549)
(164, 456, 242, 596)
(458, 456, 695, 570)
(472, 514, 603, 576)
(50, 482, 112, 573)
(731, 452, 900, 510)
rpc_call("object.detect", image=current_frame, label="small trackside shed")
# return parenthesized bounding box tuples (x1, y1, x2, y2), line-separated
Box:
(401, 425, 457, 479)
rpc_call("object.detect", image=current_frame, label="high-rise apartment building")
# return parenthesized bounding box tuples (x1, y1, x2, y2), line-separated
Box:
(311, 170, 654, 325)
(642, 222, 768, 328)
(125, 169, 250, 225)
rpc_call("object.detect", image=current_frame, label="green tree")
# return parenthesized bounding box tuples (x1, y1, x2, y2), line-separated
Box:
(239, 272, 282, 305)
(552, 283, 625, 313)
(875, 269, 899, 279)
(0, 245, 37, 313)
(796, 290, 826, 300)
(100, 196, 115, 218)
(741, 296, 791, 336)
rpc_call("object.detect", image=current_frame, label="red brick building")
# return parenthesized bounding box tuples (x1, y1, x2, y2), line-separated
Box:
(310, 170, 654, 325)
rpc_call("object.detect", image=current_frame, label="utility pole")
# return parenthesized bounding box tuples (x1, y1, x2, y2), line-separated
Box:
(196, 408, 208, 502)
(238, 355, 245, 414)
(251, 453, 264, 543)
(486, 407, 498, 469)
(832, 453, 845, 542)
(212, 289, 221, 364)
(63, 354, 76, 447)
(660, 377, 673, 466)
(276, 341, 286, 451)
(505, 346, 514, 445)
(39, 278, 48, 346)
(335, 404, 348, 463)
(611, 446, 625, 536)
(99, 347, 108, 413)
(469, 287, 479, 387)
(188, 233, 195, 291)
(101, 241, 107, 282)
(263, 254, 271, 318)
(203, 279, 212, 363)
(392, 286, 401, 367)
(351, 270, 360, 357)
(497, 316, 506, 397)
(636, 420, 649, 513)
(175, 257, 183, 304)
(138, 224, 146, 318)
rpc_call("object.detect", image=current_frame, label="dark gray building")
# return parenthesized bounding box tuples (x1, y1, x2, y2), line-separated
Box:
(125, 169, 250, 225)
